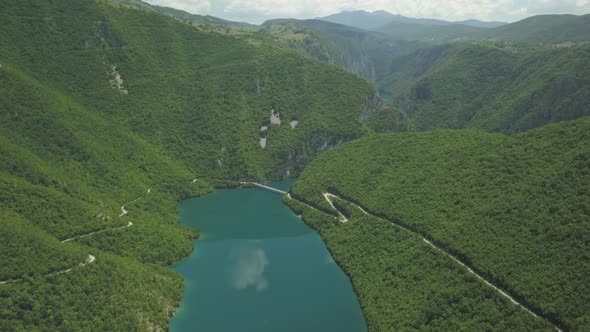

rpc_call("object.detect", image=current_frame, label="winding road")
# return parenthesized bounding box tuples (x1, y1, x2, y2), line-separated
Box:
(62, 190, 145, 243)
(1, 188, 147, 286)
(0, 254, 96, 285)
(319, 191, 562, 332)
(4, 180, 562, 332)
(323, 193, 348, 222)
(248, 183, 561, 332)
(119, 205, 128, 217)
(61, 221, 133, 243)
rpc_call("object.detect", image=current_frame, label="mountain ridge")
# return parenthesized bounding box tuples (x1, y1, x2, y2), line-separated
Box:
(288, 117, 590, 331)
(0, 0, 375, 329)
(320, 9, 506, 30)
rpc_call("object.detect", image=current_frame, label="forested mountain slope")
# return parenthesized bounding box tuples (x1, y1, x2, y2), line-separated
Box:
(376, 14, 590, 44)
(288, 117, 590, 331)
(259, 19, 422, 86)
(259, 18, 590, 128)
(0, 0, 374, 329)
(375, 41, 590, 133)
(0, 0, 375, 180)
(107, 0, 252, 27)
(323, 11, 589, 45)
(488, 14, 590, 44)
(320, 10, 505, 31)
(376, 21, 485, 42)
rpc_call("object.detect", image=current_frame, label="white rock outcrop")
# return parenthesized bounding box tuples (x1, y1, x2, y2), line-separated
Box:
(110, 65, 128, 95)
(270, 109, 281, 125)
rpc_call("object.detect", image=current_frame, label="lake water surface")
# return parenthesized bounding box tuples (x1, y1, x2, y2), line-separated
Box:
(170, 180, 366, 332)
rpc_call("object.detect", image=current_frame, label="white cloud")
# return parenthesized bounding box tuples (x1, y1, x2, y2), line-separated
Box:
(145, 0, 590, 23)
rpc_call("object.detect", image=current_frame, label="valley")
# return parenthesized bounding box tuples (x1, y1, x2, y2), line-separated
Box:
(0, 1, 588, 331)
(171, 181, 366, 332)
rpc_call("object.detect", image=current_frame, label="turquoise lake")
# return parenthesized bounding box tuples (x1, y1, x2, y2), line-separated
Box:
(170, 180, 367, 332)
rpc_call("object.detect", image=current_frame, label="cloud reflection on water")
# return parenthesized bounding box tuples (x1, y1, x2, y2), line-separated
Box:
(231, 244, 269, 291)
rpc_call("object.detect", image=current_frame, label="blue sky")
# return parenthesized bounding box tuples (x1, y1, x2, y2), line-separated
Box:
(144, 0, 590, 24)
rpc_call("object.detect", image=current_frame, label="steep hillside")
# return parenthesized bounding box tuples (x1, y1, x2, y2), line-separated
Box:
(106, 0, 252, 27)
(376, 44, 452, 97)
(0, 58, 201, 331)
(377, 41, 590, 133)
(0, 0, 375, 180)
(0, 0, 374, 329)
(327, 11, 589, 45)
(288, 118, 590, 331)
(151, 5, 252, 27)
(259, 19, 422, 85)
(376, 21, 485, 42)
(488, 14, 590, 44)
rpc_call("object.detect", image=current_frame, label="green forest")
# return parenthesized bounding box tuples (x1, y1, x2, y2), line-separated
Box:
(387, 42, 590, 133)
(289, 118, 590, 331)
(257, 19, 590, 132)
(284, 197, 554, 331)
(1, 0, 589, 331)
(0, 0, 374, 330)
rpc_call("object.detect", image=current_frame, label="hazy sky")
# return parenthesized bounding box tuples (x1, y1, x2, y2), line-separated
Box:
(143, 0, 590, 24)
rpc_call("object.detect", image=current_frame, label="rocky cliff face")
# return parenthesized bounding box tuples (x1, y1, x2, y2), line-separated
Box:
(271, 92, 383, 179)
(271, 132, 352, 179)
(360, 91, 383, 120)
(261, 20, 421, 86)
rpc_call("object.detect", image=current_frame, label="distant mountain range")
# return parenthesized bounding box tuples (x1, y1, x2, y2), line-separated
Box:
(110, 2, 590, 45)
(259, 18, 422, 84)
(320, 10, 507, 30)
(320, 10, 590, 43)
(2, 0, 589, 331)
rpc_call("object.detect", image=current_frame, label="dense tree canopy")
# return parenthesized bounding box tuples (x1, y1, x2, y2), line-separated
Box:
(1, 0, 587, 330)
(290, 118, 590, 331)
(0, 0, 374, 329)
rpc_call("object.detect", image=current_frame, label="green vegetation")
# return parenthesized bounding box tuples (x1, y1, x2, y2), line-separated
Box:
(258, 19, 589, 131)
(489, 14, 590, 44)
(377, 41, 590, 133)
(0, 211, 85, 281)
(1, 0, 588, 330)
(259, 19, 423, 85)
(0, 0, 374, 329)
(0, 253, 185, 331)
(0, 0, 374, 181)
(376, 43, 452, 99)
(377, 15, 590, 44)
(377, 21, 485, 42)
(149, 5, 252, 28)
(290, 118, 590, 331)
(323, 10, 590, 45)
(104, 0, 253, 27)
(284, 198, 553, 331)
